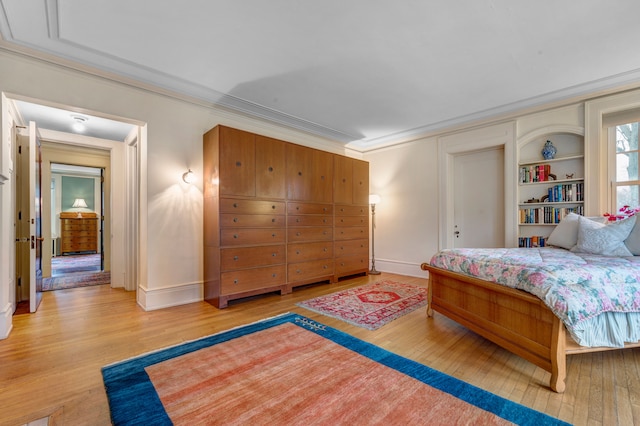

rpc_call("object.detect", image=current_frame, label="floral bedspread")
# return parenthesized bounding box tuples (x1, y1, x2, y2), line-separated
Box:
(430, 247, 640, 346)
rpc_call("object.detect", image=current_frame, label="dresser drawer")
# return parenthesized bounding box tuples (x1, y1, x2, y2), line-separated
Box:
(221, 265, 286, 295)
(335, 205, 368, 216)
(335, 216, 367, 227)
(287, 202, 333, 215)
(335, 256, 368, 275)
(287, 241, 333, 262)
(221, 245, 285, 271)
(287, 227, 332, 242)
(220, 214, 284, 228)
(61, 220, 98, 231)
(287, 215, 333, 227)
(334, 239, 368, 258)
(287, 259, 333, 282)
(221, 228, 286, 246)
(334, 226, 367, 241)
(220, 198, 286, 215)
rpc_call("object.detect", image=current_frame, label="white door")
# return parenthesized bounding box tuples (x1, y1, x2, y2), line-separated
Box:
(453, 146, 505, 248)
(28, 121, 43, 312)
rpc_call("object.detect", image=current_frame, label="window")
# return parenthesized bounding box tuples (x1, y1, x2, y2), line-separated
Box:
(614, 122, 640, 210)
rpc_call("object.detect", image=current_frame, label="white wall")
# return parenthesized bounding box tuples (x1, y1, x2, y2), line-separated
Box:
(0, 49, 352, 336)
(364, 137, 439, 277)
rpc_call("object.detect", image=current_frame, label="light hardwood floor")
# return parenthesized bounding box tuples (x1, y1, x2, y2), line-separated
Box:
(1, 273, 638, 425)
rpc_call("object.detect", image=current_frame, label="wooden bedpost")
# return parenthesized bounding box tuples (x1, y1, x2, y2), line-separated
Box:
(420, 263, 434, 317)
(549, 317, 567, 393)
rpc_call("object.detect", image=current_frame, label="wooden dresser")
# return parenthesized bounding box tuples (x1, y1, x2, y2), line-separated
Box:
(60, 211, 99, 255)
(204, 125, 370, 308)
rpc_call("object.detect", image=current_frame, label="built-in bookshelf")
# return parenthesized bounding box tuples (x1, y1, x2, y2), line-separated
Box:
(517, 133, 584, 247)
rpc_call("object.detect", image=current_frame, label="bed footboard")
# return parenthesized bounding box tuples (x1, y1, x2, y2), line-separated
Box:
(421, 263, 567, 393)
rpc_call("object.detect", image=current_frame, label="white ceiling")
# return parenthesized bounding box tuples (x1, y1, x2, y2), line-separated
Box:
(2, 1, 640, 149)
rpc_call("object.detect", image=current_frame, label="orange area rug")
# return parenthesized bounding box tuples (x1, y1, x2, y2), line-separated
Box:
(102, 313, 569, 425)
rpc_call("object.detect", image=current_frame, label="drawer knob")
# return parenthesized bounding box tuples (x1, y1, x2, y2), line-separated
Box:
(272, 218, 276, 222)
(296, 206, 300, 210)
(272, 253, 277, 257)
(323, 248, 327, 252)
(272, 273, 277, 277)
(321, 175, 325, 180)
(323, 265, 327, 269)
(296, 250, 300, 255)
(272, 233, 276, 237)
(296, 218, 300, 223)
(233, 217, 238, 222)
(296, 269, 301, 274)
(298, 171, 302, 176)
(233, 256, 239, 261)
(233, 203, 238, 208)
(296, 232, 301, 236)
(233, 234, 239, 239)
(342, 178, 346, 183)
(323, 219, 327, 223)
(234, 279, 238, 284)
(236, 161, 242, 167)
(272, 205, 276, 209)
(268, 166, 274, 172)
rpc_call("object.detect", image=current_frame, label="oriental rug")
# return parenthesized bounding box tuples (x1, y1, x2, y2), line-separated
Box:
(42, 271, 111, 291)
(296, 280, 428, 330)
(102, 313, 568, 426)
(43, 254, 109, 291)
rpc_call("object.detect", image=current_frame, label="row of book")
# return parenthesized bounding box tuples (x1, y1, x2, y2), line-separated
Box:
(520, 164, 551, 183)
(547, 183, 583, 202)
(518, 236, 547, 248)
(519, 205, 584, 224)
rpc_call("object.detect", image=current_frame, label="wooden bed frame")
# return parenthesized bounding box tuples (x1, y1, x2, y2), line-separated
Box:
(421, 262, 640, 393)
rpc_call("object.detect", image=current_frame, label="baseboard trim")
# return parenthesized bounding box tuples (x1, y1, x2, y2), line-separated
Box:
(372, 259, 429, 278)
(0, 303, 14, 340)
(137, 282, 203, 311)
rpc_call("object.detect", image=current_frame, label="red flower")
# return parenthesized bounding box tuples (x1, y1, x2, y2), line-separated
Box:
(603, 205, 640, 221)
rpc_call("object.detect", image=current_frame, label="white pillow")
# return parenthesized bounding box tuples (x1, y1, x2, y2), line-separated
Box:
(572, 215, 636, 256)
(546, 213, 607, 250)
(624, 219, 640, 255)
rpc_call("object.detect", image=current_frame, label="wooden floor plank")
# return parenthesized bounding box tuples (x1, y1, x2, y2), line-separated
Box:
(0, 273, 638, 425)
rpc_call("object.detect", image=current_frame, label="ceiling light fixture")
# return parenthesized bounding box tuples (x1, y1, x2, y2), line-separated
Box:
(72, 115, 87, 132)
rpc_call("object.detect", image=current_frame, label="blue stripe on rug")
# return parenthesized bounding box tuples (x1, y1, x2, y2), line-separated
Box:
(102, 312, 569, 426)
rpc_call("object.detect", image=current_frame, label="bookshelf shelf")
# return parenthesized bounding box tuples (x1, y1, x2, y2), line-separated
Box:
(517, 132, 585, 248)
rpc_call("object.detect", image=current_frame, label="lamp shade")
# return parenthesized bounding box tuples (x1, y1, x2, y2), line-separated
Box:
(369, 194, 381, 205)
(72, 198, 88, 208)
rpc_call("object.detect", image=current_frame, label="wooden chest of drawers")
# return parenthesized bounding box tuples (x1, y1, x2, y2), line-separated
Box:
(60, 212, 99, 255)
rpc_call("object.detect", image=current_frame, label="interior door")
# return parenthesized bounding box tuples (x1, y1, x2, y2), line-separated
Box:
(29, 121, 43, 312)
(453, 146, 505, 248)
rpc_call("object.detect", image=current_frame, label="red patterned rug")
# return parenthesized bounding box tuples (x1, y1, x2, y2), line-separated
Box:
(296, 280, 428, 330)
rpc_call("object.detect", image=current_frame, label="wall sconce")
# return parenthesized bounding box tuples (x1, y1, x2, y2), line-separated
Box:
(182, 169, 195, 184)
(369, 194, 381, 275)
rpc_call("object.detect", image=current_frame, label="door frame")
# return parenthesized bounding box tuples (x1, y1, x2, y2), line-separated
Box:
(1, 93, 145, 314)
(438, 122, 517, 250)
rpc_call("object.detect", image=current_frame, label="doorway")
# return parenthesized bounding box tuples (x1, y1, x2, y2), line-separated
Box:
(453, 146, 505, 248)
(44, 163, 110, 291)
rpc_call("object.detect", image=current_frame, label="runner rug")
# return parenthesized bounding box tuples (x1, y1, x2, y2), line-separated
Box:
(102, 313, 568, 426)
(296, 280, 428, 330)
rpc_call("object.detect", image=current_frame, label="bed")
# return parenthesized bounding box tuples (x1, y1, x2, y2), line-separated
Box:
(421, 216, 640, 392)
